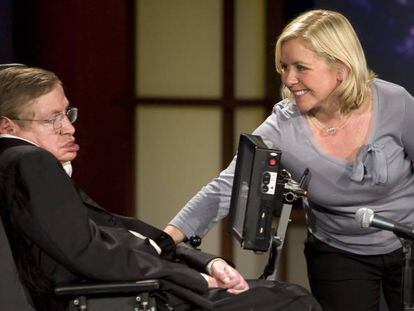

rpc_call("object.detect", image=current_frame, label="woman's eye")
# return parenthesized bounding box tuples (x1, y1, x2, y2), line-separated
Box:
(280, 63, 287, 71)
(296, 65, 307, 72)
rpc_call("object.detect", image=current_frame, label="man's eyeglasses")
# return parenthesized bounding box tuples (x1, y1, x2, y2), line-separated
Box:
(11, 107, 78, 131)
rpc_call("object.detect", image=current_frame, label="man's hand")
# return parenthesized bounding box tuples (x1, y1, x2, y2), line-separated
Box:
(201, 273, 219, 288)
(208, 259, 249, 294)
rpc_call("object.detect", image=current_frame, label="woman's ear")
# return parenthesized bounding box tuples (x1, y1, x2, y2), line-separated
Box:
(336, 62, 350, 82)
(0, 117, 17, 134)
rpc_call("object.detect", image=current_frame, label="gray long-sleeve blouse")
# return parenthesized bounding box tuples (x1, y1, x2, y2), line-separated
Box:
(170, 78, 414, 255)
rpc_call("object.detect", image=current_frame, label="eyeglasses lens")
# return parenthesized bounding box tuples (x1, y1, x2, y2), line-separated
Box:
(67, 108, 78, 123)
(52, 108, 78, 130)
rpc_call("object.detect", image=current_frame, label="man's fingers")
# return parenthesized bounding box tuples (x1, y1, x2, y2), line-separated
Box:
(210, 261, 250, 293)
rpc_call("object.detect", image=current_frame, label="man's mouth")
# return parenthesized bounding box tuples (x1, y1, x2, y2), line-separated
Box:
(63, 140, 80, 152)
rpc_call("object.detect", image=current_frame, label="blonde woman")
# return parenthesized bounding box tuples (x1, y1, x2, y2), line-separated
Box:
(166, 10, 414, 311)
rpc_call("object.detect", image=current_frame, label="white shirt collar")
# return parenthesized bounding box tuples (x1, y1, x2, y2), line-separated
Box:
(62, 162, 73, 177)
(0, 133, 37, 145)
(0, 134, 73, 177)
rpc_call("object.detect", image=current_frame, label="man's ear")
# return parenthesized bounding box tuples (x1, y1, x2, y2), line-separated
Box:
(0, 117, 18, 134)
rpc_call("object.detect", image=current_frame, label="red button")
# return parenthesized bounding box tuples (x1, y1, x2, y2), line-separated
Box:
(268, 158, 277, 166)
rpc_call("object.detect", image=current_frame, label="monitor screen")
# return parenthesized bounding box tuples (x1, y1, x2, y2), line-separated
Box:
(228, 134, 283, 252)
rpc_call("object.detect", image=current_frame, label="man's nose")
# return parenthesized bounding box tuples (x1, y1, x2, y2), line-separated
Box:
(60, 115, 75, 134)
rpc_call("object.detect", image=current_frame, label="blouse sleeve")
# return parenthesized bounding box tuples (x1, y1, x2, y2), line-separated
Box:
(401, 88, 414, 161)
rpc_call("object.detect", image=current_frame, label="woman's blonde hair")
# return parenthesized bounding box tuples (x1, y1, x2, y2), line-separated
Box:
(275, 10, 376, 113)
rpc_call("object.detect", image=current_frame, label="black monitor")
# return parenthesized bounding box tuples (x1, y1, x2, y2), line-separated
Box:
(228, 134, 283, 252)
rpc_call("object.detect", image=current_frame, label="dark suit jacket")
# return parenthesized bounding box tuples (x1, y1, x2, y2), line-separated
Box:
(0, 138, 324, 311)
(0, 138, 212, 294)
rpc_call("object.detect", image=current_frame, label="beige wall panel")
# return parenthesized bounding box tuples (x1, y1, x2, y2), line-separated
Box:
(232, 106, 268, 278)
(136, 0, 222, 98)
(286, 225, 310, 289)
(235, 0, 265, 99)
(135, 105, 222, 254)
(233, 248, 268, 279)
(234, 106, 266, 141)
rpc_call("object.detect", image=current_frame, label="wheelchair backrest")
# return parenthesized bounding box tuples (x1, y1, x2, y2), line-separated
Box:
(0, 216, 36, 310)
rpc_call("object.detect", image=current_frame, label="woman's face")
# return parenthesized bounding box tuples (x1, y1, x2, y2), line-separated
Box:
(279, 38, 343, 114)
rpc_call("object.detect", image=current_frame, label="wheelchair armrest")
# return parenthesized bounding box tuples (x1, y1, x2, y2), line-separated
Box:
(54, 279, 160, 297)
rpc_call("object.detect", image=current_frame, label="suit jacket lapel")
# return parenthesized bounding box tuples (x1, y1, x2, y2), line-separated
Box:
(78, 189, 176, 255)
(77, 188, 107, 211)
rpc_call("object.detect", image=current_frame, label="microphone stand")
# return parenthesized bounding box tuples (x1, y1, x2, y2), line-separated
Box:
(401, 238, 414, 311)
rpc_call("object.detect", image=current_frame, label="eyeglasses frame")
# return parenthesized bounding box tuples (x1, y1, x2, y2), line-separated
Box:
(8, 107, 78, 132)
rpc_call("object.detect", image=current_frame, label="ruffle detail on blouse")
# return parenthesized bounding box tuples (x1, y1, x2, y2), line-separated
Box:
(349, 143, 387, 185)
(274, 100, 296, 119)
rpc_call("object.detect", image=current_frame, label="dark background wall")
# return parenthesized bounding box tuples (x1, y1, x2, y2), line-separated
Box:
(0, 0, 13, 62)
(1, 0, 136, 215)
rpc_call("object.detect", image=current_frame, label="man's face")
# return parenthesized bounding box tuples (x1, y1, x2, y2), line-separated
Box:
(14, 84, 80, 162)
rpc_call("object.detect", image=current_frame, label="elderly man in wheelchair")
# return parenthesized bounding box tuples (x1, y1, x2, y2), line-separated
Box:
(0, 64, 321, 311)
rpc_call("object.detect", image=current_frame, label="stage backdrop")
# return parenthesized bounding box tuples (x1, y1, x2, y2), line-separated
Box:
(0, 0, 13, 62)
(316, 0, 414, 94)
